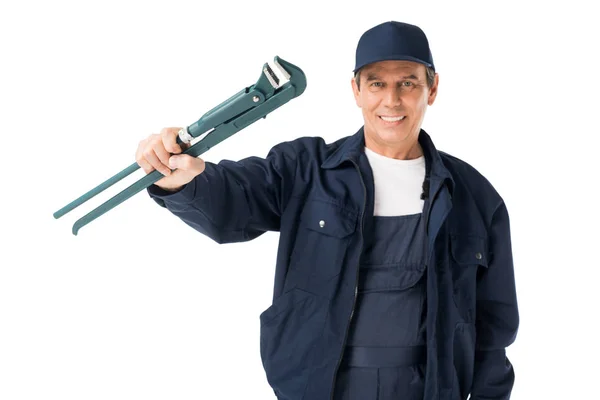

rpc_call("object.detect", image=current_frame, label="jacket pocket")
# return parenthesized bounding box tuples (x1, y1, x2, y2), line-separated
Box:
(449, 234, 489, 322)
(289, 200, 357, 282)
(259, 288, 328, 396)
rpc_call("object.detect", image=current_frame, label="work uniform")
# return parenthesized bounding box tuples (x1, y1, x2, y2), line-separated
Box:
(147, 127, 520, 400)
(333, 146, 429, 399)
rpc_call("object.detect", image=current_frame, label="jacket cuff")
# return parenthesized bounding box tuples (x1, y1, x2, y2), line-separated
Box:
(147, 179, 197, 207)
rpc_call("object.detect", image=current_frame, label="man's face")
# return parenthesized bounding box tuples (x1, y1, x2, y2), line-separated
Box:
(351, 60, 439, 157)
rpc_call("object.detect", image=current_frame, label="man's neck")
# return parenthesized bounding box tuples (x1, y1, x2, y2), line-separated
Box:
(365, 139, 424, 160)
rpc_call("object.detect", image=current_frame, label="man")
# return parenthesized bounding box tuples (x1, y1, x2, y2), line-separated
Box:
(137, 21, 519, 400)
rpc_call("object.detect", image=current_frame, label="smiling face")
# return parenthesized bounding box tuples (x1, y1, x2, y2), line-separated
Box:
(351, 60, 439, 159)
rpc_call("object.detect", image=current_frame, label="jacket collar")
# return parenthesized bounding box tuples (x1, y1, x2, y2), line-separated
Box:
(321, 126, 454, 188)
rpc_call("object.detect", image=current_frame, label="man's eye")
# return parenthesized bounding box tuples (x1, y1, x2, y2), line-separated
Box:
(402, 81, 413, 87)
(371, 82, 383, 87)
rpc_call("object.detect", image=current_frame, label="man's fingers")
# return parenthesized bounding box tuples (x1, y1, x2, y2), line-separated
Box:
(161, 127, 184, 154)
(135, 129, 204, 190)
(136, 136, 153, 173)
(144, 147, 171, 177)
(153, 140, 172, 170)
(137, 157, 154, 174)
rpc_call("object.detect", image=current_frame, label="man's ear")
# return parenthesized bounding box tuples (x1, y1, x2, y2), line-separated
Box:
(427, 73, 439, 106)
(351, 76, 362, 108)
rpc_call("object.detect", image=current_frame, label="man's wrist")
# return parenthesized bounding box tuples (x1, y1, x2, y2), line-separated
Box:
(162, 186, 183, 192)
(152, 184, 184, 193)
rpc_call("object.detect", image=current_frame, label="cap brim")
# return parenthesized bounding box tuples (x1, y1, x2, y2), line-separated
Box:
(353, 55, 433, 73)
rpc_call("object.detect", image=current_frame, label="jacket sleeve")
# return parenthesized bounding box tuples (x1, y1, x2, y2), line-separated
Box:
(146, 141, 298, 244)
(470, 200, 520, 400)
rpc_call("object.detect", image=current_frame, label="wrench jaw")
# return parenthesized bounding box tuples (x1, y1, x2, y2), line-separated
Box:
(259, 55, 307, 98)
(263, 62, 281, 89)
(272, 56, 306, 98)
(272, 56, 291, 82)
(254, 62, 278, 97)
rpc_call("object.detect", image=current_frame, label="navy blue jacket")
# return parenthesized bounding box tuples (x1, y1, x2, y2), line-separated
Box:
(147, 127, 519, 400)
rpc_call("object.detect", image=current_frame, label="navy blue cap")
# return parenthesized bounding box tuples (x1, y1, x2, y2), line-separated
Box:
(353, 21, 435, 73)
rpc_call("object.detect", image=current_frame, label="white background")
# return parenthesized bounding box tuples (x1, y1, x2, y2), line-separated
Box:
(1, 0, 599, 399)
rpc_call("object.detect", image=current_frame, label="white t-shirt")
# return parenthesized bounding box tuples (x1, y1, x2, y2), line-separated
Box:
(363, 146, 426, 216)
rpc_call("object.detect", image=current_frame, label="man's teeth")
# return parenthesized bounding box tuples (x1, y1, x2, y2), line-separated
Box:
(380, 116, 405, 122)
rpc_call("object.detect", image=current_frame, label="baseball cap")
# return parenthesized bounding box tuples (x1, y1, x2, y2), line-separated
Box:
(353, 21, 435, 73)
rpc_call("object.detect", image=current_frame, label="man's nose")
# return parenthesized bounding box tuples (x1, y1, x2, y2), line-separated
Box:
(383, 87, 403, 107)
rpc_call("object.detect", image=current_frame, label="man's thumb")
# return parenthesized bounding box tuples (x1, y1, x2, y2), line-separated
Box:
(168, 155, 189, 169)
(168, 154, 203, 171)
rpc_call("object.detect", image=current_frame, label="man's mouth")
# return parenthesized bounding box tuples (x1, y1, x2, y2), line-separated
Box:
(379, 115, 406, 123)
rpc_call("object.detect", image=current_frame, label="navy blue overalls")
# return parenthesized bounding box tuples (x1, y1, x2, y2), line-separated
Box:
(333, 152, 430, 400)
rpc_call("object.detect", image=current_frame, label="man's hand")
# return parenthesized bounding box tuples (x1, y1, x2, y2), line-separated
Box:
(135, 127, 206, 191)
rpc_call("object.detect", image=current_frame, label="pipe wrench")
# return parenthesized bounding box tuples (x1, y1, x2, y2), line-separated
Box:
(53, 56, 307, 235)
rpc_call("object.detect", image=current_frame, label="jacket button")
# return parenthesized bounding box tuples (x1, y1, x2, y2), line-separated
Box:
(475, 252, 482, 260)
(319, 220, 325, 228)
